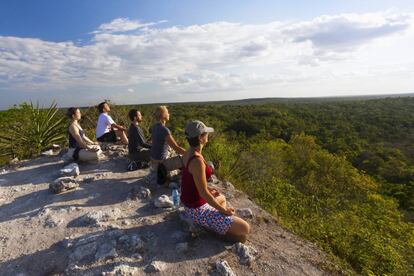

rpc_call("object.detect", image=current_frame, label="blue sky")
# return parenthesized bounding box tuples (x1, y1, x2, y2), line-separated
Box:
(0, 0, 414, 109)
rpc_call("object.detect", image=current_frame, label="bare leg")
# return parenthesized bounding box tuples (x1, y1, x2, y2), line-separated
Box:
(116, 130, 128, 145)
(224, 216, 251, 243)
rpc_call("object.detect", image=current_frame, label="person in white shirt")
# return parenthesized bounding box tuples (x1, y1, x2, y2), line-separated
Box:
(96, 102, 128, 145)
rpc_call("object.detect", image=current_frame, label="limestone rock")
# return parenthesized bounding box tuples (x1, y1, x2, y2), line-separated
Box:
(95, 240, 118, 261)
(131, 186, 151, 200)
(144, 261, 166, 273)
(49, 177, 79, 194)
(41, 149, 55, 156)
(223, 181, 235, 190)
(154, 194, 174, 208)
(10, 157, 19, 164)
(69, 241, 97, 263)
(215, 260, 235, 276)
(232, 242, 258, 266)
(44, 215, 64, 228)
(237, 208, 253, 219)
(60, 163, 80, 177)
(82, 208, 122, 226)
(103, 264, 141, 276)
(118, 235, 145, 252)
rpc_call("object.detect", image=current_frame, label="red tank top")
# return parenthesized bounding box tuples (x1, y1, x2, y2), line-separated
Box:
(180, 154, 213, 208)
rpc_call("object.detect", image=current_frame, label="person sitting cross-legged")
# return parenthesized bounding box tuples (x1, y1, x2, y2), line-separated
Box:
(181, 120, 251, 243)
(96, 101, 128, 145)
(128, 109, 151, 166)
(67, 107, 102, 162)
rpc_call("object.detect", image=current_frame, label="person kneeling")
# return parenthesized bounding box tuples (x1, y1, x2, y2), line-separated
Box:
(128, 109, 151, 169)
(67, 107, 102, 162)
(180, 120, 251, 243)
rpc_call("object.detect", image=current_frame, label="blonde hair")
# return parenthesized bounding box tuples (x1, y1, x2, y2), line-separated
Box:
(154, 106, 168, 121)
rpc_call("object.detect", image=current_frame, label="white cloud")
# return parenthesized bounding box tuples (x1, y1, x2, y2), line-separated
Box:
(0, 11, 413, 108)
(92, 18, 167, 34)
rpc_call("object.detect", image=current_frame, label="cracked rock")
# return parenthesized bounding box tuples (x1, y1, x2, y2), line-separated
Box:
(144, 261, 166, 273)
(118, 235, 145, 252)
(49, 177, 79, 194)
(232, 242, 258, 265)
(82, 208, 122, 225)
(131, 186, 151, 200)
(216, 260, 236, 276)
(60, 163, 80, 177)
(154, 194, 174, 208)
(237, 208, 253, 219)
(95, 240, 118, 261)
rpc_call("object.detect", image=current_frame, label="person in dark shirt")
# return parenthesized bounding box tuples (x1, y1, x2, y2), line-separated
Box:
(128, 109, 151, 163)
(150, 106, 185, 170)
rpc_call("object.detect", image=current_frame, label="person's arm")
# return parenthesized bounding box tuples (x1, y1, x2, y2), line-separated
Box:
(166, 134, 186, 154)
(82, 135, 98, 145)
(69, 125, 88, 149)
(137, 127, 151, 148)
(106, 115, 126, 131)
(111, 123, 126, 131)
(190, 158, 234, 216)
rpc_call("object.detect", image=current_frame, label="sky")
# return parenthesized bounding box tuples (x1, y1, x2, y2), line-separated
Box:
(0, 0, 414, 109)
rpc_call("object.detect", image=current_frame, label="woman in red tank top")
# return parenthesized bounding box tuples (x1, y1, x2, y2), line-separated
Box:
(181, 120, 251, 243)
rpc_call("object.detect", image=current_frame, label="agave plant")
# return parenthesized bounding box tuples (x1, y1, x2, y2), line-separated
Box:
(0, 101, 66, 160)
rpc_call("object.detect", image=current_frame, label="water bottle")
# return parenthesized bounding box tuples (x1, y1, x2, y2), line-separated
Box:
(172, 188, 180, 208)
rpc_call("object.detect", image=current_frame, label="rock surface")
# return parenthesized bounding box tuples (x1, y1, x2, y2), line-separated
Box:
(49, 177, 79, 194)
(0, 152, 341, 276)
(216, 260, 236, 276)
(60, 162, 80, 177)
(154, 194, 174, 208)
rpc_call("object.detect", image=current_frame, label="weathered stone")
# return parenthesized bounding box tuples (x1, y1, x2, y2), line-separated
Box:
(131, 186, 151, 200)
(10, 157, 19, 164)
(216, 260, 236, 276)
(232, 242, 258, 266)
(62, 237, 73, 248)
(118, 235, 144, 252)
(131, 253, 143, 261)
(49, 177, 79, 194)
(69, 241, 97, 263)
(41, 149, 55, 156)
(223, 181, 235, 191)
(176, 242, 188, 253)
(82, 208, 121, 225)
(60, 163, 80, 177)
(44, 215, 64, 228)
(208, 174, 220, 184)
(106, 229, 125, 239)
(103, 264, 141, 276)
(95, 240, 118, 261)
(144, 261, 166, 273)
(237, 208, 253, 219)
(154, 194, 173, 208)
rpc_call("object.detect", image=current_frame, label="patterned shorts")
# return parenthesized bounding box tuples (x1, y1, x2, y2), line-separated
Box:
(184, 203, 233, 235)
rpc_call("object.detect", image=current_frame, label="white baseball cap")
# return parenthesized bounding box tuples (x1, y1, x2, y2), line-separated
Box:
(185, 120, 214, 138)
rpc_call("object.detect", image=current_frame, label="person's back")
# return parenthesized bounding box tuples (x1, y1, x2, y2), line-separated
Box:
(96, 112, 114, 140)
(150, 122, 171, 160)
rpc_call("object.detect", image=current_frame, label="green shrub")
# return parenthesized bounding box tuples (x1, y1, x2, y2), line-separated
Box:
(0, 102, 66, 160)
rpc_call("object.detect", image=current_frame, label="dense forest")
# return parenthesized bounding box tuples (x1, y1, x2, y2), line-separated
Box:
(1, 97, 414, 275)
